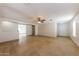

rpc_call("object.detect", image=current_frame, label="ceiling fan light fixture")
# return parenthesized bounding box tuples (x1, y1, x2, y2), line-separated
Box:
(38, 21, 41, 23)
(36, 16, 46, 23)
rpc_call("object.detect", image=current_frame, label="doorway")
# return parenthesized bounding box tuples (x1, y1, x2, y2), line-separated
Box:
(26, 25, 35, 36)
(18, 24, 35, 36)
(32, 25, 35, 36)
(57, 22, 69, 37)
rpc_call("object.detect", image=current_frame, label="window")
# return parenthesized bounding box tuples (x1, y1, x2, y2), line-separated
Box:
(18, 24, 27, 34)
(73, 20, 76, 37)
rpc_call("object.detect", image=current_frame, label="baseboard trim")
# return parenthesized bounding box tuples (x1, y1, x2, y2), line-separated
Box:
(70, 38, 79, 48)
(0, 39, 19, 44)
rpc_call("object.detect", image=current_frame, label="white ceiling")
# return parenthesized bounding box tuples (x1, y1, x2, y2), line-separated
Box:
(1, 3, 79, 23)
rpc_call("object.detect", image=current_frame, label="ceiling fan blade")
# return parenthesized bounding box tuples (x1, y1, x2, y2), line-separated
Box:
(42, 19, 46, 21)
(37, 17, 41, 21)
(41, 20, 45, 23)
(36, 16, 46, 23)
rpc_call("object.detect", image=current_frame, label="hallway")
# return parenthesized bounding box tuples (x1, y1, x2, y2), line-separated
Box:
(0, 36, 79, 56)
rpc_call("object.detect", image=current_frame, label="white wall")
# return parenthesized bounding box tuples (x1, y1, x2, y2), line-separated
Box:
(27, 25, 32, 35)
(69, 13, 79, 47)
(0, 20, 19, 42)
(75, 22, 79, 47)
(38, 22, 57, 37)
(35, 25, 38, 36)
(0, 5, 38, 42)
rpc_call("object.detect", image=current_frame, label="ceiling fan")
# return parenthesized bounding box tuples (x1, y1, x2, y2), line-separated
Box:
(37, 16, 46, 23)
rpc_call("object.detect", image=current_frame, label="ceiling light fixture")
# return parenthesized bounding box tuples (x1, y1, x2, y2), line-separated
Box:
(38, 21, 41, 23)
(37, 16, 46, 23)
